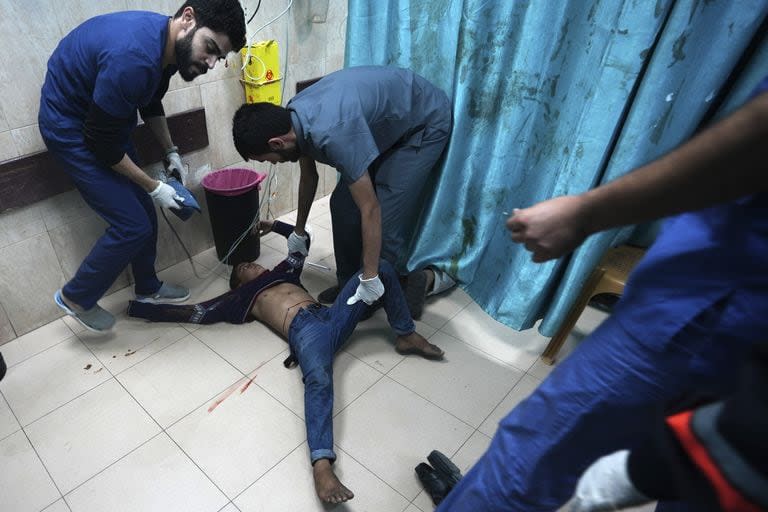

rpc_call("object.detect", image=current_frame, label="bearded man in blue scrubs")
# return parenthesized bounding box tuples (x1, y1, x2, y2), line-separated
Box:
(39, 0, 246, 332)
(231, 67, 457, 317)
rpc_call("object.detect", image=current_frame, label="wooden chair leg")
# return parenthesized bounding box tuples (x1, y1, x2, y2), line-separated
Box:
(541, 269, 605, 365)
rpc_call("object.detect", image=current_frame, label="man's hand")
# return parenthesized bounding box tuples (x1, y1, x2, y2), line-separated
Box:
(347, 274, 385, 305)
(257, 219, 274, 237)
(570, 450, 650, 512)
(507, 195, 590, 262)
(149, 181, 182, 209)
(165, 148, 187, 184)
(288, 231, 310, 256)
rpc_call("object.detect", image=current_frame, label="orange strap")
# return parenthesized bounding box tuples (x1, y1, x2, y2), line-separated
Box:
(667, 411, 762, 512)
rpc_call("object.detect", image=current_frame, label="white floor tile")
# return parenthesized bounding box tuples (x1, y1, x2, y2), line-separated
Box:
(0, 393, 20, 440)
(336, 377, 474, 500)
(64, 433, 228, 512)
(528, 305, 609, 379)
(25, 379, 160, 494)
(193, 320, 287, 374)
(1, 337, 110, 426)
(405, 505, 424, 512)
(0, 430, 60, 512)
(256, 349, 382, 420)
(117, 335, 242, 428)
(413, 431, 492, 511)
(441, 303, 549, 371)
(298, 257, 338, 298)
(235, 443, 410, 512)
(389, 331, 524, 428)
(43, 499, 71, 512)
(479, 373, 542, 438)
(418, 286, 473, 331)
(77, 319, 190, 375)
(218, 504, 240, 512)
(0, 318, 73, 367)
(167, 383, 305, 498)
(311, 211, 332, 231)
(344, 310, 437, 374)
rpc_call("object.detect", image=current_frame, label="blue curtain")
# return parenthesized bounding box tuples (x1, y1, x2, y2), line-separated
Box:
(345, 1, 768, 335)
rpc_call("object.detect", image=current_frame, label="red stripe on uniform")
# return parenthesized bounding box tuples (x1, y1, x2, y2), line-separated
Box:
(667, 411, 762, 512)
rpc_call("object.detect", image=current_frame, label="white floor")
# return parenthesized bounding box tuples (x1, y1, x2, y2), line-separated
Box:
(0, 195, 655, 512)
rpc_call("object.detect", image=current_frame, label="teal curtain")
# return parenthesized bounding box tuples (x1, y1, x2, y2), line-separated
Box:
(345, 1, 768, 335)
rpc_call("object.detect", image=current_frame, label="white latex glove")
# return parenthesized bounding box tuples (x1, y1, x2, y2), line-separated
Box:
(570, 450, 650, 512)
(287, 231, 310, 256)
(346, 274, 385, 305)
(165, 149, 187, 184)
(149, 181, 182, 210)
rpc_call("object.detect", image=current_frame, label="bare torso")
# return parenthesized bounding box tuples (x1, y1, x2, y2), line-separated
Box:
(250, 282, 318, 338)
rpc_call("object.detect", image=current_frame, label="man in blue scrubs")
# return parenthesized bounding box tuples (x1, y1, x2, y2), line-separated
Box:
(436, 78, 768, 512)
(39, 1, 246, 332)
(231, 67, 456, 317)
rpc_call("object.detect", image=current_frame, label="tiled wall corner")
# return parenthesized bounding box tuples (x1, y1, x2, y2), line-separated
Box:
(0, 233, 66, 336)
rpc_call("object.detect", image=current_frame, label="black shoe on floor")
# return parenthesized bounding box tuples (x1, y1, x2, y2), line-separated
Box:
(428, 450, 463, 489)
(318, 285, 340, 304)
(415, 462, 450, 505)
(0, 352, 6, 382)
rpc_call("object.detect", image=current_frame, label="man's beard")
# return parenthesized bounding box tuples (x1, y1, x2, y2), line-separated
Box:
(175, 28, 205, 81)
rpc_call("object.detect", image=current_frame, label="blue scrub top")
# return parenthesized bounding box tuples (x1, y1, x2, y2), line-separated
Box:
(39, 11, 169, 146)
(614, 77, 768, 342)
(286, 66, 450, 184)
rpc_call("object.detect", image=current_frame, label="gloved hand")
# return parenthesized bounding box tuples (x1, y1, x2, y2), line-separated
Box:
(165, 147, 187, 184)
(570, 450, 650, 512)
(347, 274, 385, 305)
(287, 231, 310, 256)
(149, 181, 182, 210)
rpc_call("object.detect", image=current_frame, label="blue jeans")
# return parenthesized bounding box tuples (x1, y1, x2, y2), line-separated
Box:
(436, 298, 758, 512)
(288, 259, 415, 464)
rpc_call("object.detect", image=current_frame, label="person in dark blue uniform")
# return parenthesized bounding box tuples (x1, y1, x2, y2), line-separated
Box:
(435, 77, 768, 512)
(231, 67, 457, 318)
(39, 0, 246, 332)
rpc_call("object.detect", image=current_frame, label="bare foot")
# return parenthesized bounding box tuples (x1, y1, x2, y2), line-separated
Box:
(313, 459, 354, 504)
(395, 332, 444, 360)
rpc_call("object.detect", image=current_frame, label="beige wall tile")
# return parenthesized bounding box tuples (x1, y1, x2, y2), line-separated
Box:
(38, 190, 93, 232)
(47, 213, 130, 294)
(200, 77, 248, 170)
(0, 204, 46, 249)
(10, 125, 46, 157)
(125, 0, 178, 13)
(0, 233, 66, 336)
(0, 0, 62, 130)
(51, 0, 126, 37)
(0, 131, 20, 163)
(162, 87, 203, 117)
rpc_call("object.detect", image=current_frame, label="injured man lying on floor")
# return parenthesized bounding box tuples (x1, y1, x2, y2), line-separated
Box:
(127, 219, 444, 504)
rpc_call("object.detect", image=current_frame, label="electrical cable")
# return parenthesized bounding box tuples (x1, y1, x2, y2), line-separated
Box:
(246, 0, 261, 24)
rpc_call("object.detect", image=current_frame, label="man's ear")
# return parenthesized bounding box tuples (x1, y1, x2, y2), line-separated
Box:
(267, 136, 285, 150)
(180, 6, 196, 30)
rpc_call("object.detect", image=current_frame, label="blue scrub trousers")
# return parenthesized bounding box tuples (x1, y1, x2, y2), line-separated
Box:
(288, 259, 415, 464)
(44, 138, 161, 310)
(436, 297, 757, 512)
(330, 116, 451, 285)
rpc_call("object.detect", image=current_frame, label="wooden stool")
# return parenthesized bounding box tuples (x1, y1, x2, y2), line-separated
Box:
(541, 245, 646, 365)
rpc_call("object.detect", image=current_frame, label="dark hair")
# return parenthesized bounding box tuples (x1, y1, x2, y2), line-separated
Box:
(175, 0, 246, 51)
(229, 264, 241, 290)
(232, 103, 293, 160)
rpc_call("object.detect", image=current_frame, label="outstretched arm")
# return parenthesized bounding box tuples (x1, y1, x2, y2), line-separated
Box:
(509, 89, 768, 262)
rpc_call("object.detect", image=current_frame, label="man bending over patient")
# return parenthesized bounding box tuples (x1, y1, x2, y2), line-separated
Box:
(127, 219, 443, 504)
